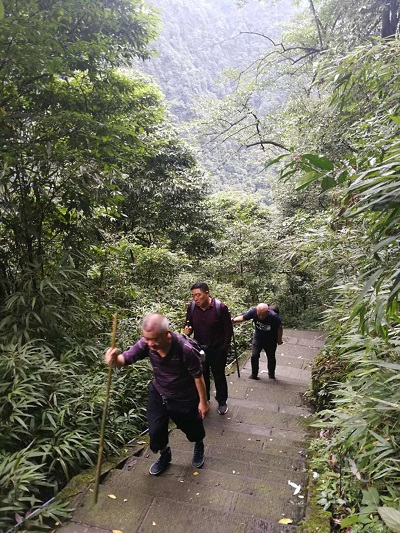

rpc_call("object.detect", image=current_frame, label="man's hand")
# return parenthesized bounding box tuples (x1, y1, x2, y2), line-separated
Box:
(105, 347, 122, 366)
(277, 340, 283, 345)
(184, 325, 193, 336)
(198, 400, 210, 419)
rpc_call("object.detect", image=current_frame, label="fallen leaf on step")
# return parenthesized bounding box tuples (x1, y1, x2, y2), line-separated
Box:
(278, 518, 293, 524)
(193, 471, 199, 476)
(108, 494, 117, 499)
(112, 530, 124, 533)
(152, 521, 156, 526)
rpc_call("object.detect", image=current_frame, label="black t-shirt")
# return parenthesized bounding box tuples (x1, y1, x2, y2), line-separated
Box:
(242, 308, 282, 346)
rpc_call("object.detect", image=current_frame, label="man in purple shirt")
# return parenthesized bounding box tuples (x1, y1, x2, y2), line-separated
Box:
(105, 313, 209, 475)
(184, 282, 233, 415)
(232, 303, 283, 380)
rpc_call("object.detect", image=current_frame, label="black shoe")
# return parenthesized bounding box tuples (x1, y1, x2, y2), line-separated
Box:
(249, 374, 259, 380)
(192, 441, 205, 468)
(149, 447, 172, 475)
(217, 403, 228, 415)
(269, 373, 275, 379)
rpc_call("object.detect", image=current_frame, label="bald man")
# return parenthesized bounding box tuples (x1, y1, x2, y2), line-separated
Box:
(105, 313, 209, 475)
(232, 304, 283, 380)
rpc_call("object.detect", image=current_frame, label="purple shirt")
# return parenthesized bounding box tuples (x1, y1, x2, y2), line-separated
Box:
(186, 298, 233, 350)
(122, 333, 202, 399)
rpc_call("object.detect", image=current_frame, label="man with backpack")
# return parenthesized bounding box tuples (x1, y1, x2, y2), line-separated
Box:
(105, 313, 209, 476)
(232, 303, 283, 380)
(184, 282, 233, 415)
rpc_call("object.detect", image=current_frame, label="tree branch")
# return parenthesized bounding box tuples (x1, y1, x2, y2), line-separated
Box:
(245, 140, 290, 151)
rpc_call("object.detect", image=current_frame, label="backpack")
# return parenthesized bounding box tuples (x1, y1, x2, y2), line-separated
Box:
(188, 298, 222, 321)
(178, 334, 206, 363)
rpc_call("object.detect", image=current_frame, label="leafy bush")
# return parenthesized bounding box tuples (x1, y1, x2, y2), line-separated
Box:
(0, 340, 151, 531)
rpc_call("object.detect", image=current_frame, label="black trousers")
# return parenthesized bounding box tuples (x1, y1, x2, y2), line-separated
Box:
(203, 347, 228, 405)
(251, 340, 277, 376)
(147, 383, 205, 453)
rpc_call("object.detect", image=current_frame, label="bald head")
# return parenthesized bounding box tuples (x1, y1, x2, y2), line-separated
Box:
(256, 303, 269, 319)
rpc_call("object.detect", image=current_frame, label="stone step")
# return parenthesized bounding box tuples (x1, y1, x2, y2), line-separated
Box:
(134, 496, 301, 533)
(120, 445, 306, 485)
(241, 362, 311, 385)
(68, 456, 305, 532)
(276, 342, 320, 362)
(105, 460, 306, 523)
(226, 378, 309, 407)
(170, 426, 307, 458)
(278, 355, 315, 371)
(283, 333, 325, 349)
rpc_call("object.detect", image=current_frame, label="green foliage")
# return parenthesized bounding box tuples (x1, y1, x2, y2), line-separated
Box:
(0, 339, 151, 530)
(284, 36, 400, 531)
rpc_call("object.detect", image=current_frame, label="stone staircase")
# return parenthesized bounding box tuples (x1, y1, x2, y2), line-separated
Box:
(58, 329, 325, 533)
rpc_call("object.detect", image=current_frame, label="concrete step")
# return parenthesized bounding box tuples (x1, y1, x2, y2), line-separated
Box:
(283, 331, 325, 349)
(64, 445, 305, 531)
(276, 343, 320, 362)
(277, 356, 314, 371)
(170, 425, 307, 459)
(225, 377, 309, 407)
(241, 361, 311, 386)
(71, 457, 306, 530)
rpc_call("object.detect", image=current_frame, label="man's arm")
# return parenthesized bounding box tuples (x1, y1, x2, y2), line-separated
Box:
(194, 376, 209, 419)
(232, 308, 253, 323)
(105, 338, 148, 367)
(277, 327, 283, 345)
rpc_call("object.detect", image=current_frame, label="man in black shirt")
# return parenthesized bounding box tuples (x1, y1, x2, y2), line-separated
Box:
(232, 303, 283, 380)
(105, 313, 209, 475)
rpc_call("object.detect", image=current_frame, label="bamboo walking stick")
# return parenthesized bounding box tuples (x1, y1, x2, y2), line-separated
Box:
(93, 312, 118, 504)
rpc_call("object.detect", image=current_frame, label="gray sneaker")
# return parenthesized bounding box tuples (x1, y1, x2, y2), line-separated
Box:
(218, 403, 228, 415)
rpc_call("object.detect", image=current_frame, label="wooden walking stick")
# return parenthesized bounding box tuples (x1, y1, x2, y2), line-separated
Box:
(93, 312, 118, 504)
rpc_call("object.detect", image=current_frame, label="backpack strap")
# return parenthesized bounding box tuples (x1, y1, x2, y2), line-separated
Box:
(188, 298, 221, 320)
(214, 298, 221, 319)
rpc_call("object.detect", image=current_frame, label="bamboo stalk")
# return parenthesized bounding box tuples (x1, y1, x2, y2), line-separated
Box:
(93, 312, 118, 504)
